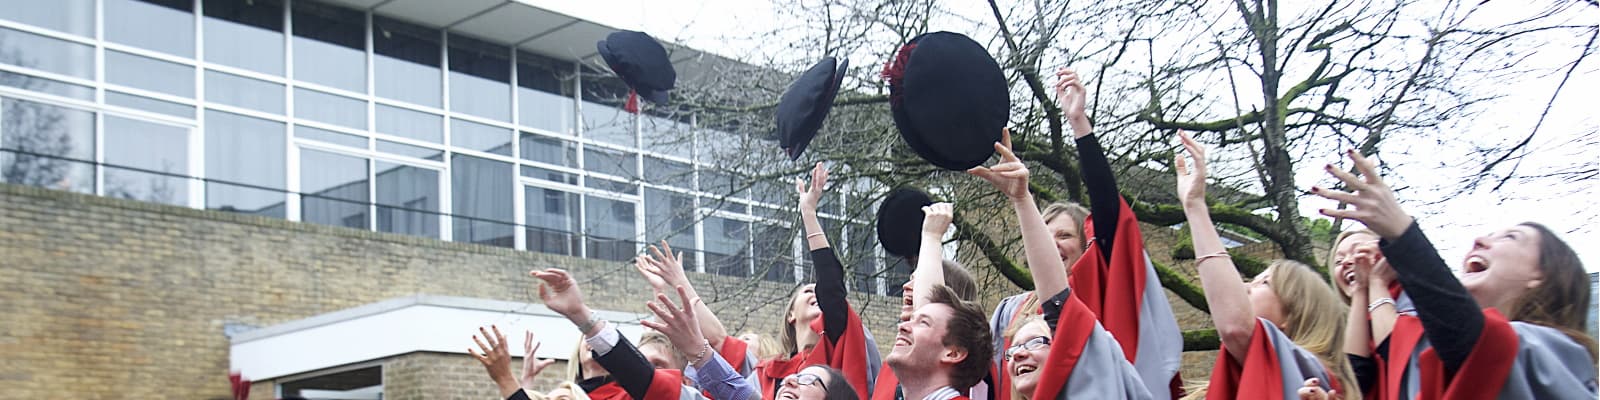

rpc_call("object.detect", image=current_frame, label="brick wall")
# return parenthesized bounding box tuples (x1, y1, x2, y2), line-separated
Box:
(0, 184, 903, 399)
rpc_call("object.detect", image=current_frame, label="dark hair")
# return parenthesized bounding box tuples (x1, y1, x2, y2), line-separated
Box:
(940, 259, 979, 302)
(1508, 223, 1596, 360)
(811, 365, 860, 400)
(926, 284, 993, 390)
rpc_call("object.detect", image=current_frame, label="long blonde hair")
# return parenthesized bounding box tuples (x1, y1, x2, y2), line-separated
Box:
(1327, 229, 1379, 304)
(1184, 260, 1359, 399)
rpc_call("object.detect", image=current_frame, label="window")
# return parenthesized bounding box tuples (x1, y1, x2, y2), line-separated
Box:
(584, 196, 635, 261)
(645, 189, 696, 269)
(756, 223, 794, 283)
(581, 100, 633, 147)
(517, 51, 573, 135)
(0, 97, 94, 194)
(583, 147, 636, 180)
(0, 70, 93, 100)
(103, 116, 188, 205)
(104, 0, 194, 57)
(292, 0, 365, 92)
(883, 257, 912, 297)
(518, 132, 576, 167)
(641, 115, 691, 159)
(205, 110, 284, 217)
(846, 223, 877, 293)
(705, 216, 750, 277)
(205, 70, 284, 114)
(0, 0, 94, 37)
(375, 161, 438, 238)
(375, 104, 442, 143)
(106, 91, 193, 118)
(0, 27, 94, 79)
(447, 34, 510, 121)
(295, 125, 366, 148)
(451, 118, 511, 156)
(376, 140, 442, 161)
(521, 165, 576, 185)
(300, 149, 367, 229)
(451, 154, 513, 247)
(525, 186, 579, 256)
(644, 156, 693, 189)
(105, 50, 194, 98)
(280, 365, 381, 399)
(296, 88, 365, 129)
(202, 0, 283, 75)
(372, 16, 440, 107)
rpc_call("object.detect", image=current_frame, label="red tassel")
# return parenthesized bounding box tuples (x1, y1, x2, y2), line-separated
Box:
(624, 90, 640, 114)
(881, 43, 916, 105)
(230, 372, 251, 400)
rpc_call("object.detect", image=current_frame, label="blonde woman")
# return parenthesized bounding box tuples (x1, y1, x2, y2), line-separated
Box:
(1327, 229, 1399, 397)
(1174, 131, 1356, 399)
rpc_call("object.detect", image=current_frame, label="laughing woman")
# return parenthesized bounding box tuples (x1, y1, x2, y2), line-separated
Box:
(1311, 149, 1597, 399)
(1173, 132, 1356, 399)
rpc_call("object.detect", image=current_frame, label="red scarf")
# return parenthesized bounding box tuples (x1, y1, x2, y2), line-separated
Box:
(755, 306, 872, 400)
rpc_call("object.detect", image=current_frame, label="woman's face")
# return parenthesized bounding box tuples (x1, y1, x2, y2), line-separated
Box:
(1045, 215, 1084, 269)
(578, 342, 604, 376)
(1006, 320, 1052, 399)
(548, 386, 577, 400)
(788, 284, 821, 327)
(1330, 232, 1380, 297)
(1247, 270, 1286, 328)
(775, 366, 833, 400)
(1460, 225, 1544, 310)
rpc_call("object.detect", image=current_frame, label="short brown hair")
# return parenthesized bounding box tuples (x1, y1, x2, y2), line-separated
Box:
(926, 284, 993, 390)
(639, 331, 686, 368)
(940, 259, 979, 302)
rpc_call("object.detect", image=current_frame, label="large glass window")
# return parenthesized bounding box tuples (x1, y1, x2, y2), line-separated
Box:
(202, 0, 283, 75)
(581, 101, 633, 147)
(447, 34, 509, 121)
(525, 185, 579, 256)
(205, 110, 284, 217)
(0, 97, 94, 193)
(300, 149, 367, 229)
(295, 88, 365, 129)
(705, 216, 750, 277)
(375, 161, 438, 238)
(0, 70, 93, 100)
(295, 125, 365, 148)
(291, 0, 364, 92)
(584, 195, 635, 261)
(756, 223, 794, 283)
(451, 118, 511, 156)
(517, 51, 572, 135)
(104, 0, 194, 57)
(0, 27, 95, 79)
(645, 188, 697, 269)
(105, 50, 194, 98)
(376, 140, 442, 161)
(451, 154, 513, 247)
(205, 70, 284, 114)
(518, 132, 576, 167)
(103, 116, 188, 205)
(641, 115, 691, 159)
(375, 104, 441, 143)
(583, 147, 636, 180)
(0, 0, 95, 37)
(106, 90, 193, 118)
(644, 156, 693, 190)
(372, 16, 440, 107)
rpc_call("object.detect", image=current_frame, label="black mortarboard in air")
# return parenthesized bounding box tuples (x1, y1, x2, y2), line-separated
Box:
(883, 32, 1009, 170)
(876, 187, 935, 258)
(596, 30, 676, 113)
(775, 57, 849, 160)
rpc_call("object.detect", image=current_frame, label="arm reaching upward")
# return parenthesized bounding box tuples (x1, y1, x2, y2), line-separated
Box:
(1174, 131, 1255, 362)
(968, 128, 1068, 300)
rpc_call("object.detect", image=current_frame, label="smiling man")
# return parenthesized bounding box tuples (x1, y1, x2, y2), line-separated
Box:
(885, 284, 993, 400)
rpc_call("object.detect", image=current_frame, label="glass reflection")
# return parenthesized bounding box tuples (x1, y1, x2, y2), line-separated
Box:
(376, 140, 442, 161)
(583, 147, 636, 180)
(584, 195, 636, 261)
(0, 97, 95, 194)
(518, 132, 576, 167)
(292, 0, 365, 92)
(205, 70, 284, 114)
(451, 154, 513, 247)
(0, 26, 95, 79)
(205, 110, 285, 217)
(375, 104, 441, 143)
(375, 161, 438, 238)
(103, 116, 188, 205)
(0, 70, 93, 100)
(373, 16, 440, 107)
(0, 0, 94, 36)
(106, 50, 194, 98)
(517, 52, 572, 135)
(757, 223, 795, 282)
(705, 216, 750, 277)
(641, 115, 691, 159)
(295, 125, 366, 148)
(644, 156, 692, 189)
(104, 0, 194, 57)
(451, 118, 511, 156)
(581, 101, 633, 147)
(300, 148, 367, 229)
(295, 88, 365, 129)
(105, 91, 193, 118)
(525, 185, 579, 256)
(202, 0, 283, 75)
(645, 188, 696, 269)
(447, 34, 509, 121)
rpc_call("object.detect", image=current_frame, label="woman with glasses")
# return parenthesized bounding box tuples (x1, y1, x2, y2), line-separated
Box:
(776, 365, 859, 400)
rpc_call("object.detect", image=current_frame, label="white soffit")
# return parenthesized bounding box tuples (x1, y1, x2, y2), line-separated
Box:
(375, 0, 507, 28)
(230, 294, 648, 381)
(453, 4, 571, 45)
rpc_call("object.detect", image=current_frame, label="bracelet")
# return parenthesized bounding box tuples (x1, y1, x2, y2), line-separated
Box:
(575, 313, 600, 336)
(1194, 251, 1231, 264)
(1368, 297, 1395, 313)
(806, 232, 824, 239)
(687, 339, 711, 366)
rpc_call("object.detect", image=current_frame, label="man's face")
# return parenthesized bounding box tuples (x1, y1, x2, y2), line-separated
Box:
(640, 342, 684, 370)
(885, 303, 955, 371)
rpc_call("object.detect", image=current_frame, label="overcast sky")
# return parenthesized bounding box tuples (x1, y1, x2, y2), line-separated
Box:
(528, 0, 1600, 274)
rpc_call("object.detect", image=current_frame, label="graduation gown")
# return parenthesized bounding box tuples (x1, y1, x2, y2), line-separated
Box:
(754, 305, 874, 400)
(1206, 318, 1339, 399)
(588, 335, 697, 400)
(1029, 288, 1154, 400)
(1379, 309, 1598, 400)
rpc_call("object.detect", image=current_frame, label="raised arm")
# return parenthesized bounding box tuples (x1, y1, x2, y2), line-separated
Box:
(637, 242, 731, 350)
(797, 162, 850, 342)
(969, 128, 1068, 299)
(533, 268, 660, 399)
(1364, 253, 1398, 345)
(1174, 131, 1255, 362)
(912, 203, 954, 308)
(643, 286, 757, 400)
(1058, 69, 1121, 256)
(468, 325, 526, 399)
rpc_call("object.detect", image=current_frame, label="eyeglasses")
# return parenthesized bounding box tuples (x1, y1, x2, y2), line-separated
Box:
(782, 373, 828, 390)
(1005, 336, 1051, 361)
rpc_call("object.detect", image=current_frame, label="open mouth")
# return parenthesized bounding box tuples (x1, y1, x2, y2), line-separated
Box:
(1464, 255, 1489, 274)
(1343, 270, 1357, 286)
(1012, 364, 1037, 377)
(894, 335, 911, 347)
(778, 390, 799, 400)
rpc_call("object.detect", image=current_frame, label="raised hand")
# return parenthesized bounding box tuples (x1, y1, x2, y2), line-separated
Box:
(1296, 378, 1335, 400)
(646, 241, 690, 288)
(967, 129, 1031, 201)
(640, 286, 710, 367)
(468, 325, 522, 398)
(635, 256, 670, 293)
(1055, 68, 1092, 138)
(796, 162, 828, 215)
(1312, 150, 1412, 239)
(1174, 131, 1208, 210)
(520, 330, 556, 391)
(531, 269, 589, 322)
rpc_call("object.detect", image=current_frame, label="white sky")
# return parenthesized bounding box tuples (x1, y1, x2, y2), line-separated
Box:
(529, 0, 1600, 273)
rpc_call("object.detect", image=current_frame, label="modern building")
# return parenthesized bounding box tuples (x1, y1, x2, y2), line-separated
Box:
(0, 1, 913, 398)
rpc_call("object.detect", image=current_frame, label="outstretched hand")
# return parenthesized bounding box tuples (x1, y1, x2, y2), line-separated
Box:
(1311, 150, 1412, 239)
(520, 331, 556, 391)
(796, 162, 828, 215)
(1055, 68, 1092, 138)
(468, 325, 522, 398)
(1174, 131, 1208, 210)
(640, 286, 709, 367)
(967, 129, 1031, 201)
(635, 241, 689, 294)
(531, 269, 588, 322)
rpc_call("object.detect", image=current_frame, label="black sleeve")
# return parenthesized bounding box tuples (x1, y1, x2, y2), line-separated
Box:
(593, 335, 658, 400)
(1040, 287, 1073, 331)
(1076, 134, 1120, 259)
(812, 247, 850, 344)
(1379, 221, 1482, 375)
(507, 389, 531, 400)
(1348, 354, 1378, 395)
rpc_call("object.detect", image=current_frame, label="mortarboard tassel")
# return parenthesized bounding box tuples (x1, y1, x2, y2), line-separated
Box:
(624, 90, 641, 114)
(881, 43, 916, 105)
